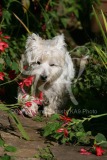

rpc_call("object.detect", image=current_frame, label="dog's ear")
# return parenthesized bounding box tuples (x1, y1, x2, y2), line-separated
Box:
(26, 33, 42, 49)
(53, 34, 66, 49)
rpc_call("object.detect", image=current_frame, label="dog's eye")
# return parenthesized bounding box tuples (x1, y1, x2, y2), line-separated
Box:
(50, 64, 55, 66)
(37, 61, 41, 65)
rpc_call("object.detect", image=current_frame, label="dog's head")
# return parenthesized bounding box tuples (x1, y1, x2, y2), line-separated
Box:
(22, 33, 73, 85)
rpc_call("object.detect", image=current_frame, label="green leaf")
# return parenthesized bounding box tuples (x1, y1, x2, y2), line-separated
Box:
(86, 131, 92, 136)
(4, 145, 17, 152)
(33, 115, 43, 122)
(9, 48, 16, 59)
(49, 114, 60, 121)
(0, 105, 29, 140)
(2, 10, 11, 25)
(50, 1, 57, 7)
(5, 56, 12, 67)
(0, 138, 5, 147)
(50, 11, 57, 18)
(73, 9, 79, 18)
(79, 82, 84, 90)
(8, 111, 30, 140)
(76, 131, 85, 137)
(43, 122, 60, 137)
(93, 76, 101, 87)
(54, 133, 62, 140)
(61, 18, 69, 28)
(0, 154, 11, 160)
(11, 61, 19, 73)
(95, 133, 107, 143)
(0, 104, 10, 111)
(101, 10, 107, 32)
(61, 137, 68, 144)
(0, 64, 4, 71)
(94, 45, 107, 69)
(69, 132, 74, 140)
(92, 6, 107, 48)
(95, 133, 107, 147)
(72, 118, 79, 123)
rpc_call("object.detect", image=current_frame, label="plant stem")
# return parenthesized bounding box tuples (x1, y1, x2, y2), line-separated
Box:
(70, 113, 107, 126)
(0, 73, 21, 86)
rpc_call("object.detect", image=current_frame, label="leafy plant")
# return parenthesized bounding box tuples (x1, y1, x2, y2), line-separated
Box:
(0, 154, 12, 160)
(43, 113, 107, 146)
(34, 146, 56, 160)
(92, 6, 107, 69)
(95, 133, 107, 147)
(0, 137, 17, 159)
(1, 0, 86, 38)
(0, 31, 29, 140)
(0, 104, 30, 140)
(42, 113, 107, 157)
(33, 114, 44, 122)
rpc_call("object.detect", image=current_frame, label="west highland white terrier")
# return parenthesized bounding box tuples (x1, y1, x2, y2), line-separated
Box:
(18, 33, 75, 117)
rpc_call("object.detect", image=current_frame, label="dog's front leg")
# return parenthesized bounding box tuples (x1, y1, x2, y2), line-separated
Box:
(43, 96, 60, 117)
(43, 105, 56, 117)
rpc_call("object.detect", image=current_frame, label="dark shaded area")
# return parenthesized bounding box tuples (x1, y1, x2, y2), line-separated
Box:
(84, 116, 107, 137)
(70, 0, 96, 45)
(0, 82, 18, 104)
(70, 29, 95, 45)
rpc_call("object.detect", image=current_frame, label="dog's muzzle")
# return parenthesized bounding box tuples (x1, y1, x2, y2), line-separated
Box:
(40, 75, 48, 81)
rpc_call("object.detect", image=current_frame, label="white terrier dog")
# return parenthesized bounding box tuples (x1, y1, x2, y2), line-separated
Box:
(18, 33, 75, 117)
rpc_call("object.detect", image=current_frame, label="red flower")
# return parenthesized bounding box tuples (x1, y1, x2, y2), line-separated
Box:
(33, 92, 43, 105)
(0, 41, 9, 52)
(23, 76, 34, 86)
(0, 72, 5, 80)
(56, 128, 68, 137)
(8, 70, 16, 80)
(60, 112, 71, 123)
(95, 145, 105, 156)
(80, 145, 105, 156)
(80, 148, 92, 155)
(25, 101, 32, 107)
(4, 36, 10, 39)
(60, 115, 71, 122)
(19, 76, 34, 89)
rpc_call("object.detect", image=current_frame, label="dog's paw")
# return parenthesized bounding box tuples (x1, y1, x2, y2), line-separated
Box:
(43, 107, 56, 117)
(22, 102, 38, 118)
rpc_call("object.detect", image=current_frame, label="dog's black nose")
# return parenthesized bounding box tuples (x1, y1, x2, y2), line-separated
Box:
(40, 75, 47, 81)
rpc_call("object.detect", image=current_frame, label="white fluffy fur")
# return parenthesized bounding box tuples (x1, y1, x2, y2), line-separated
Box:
(18, 33, 75, 117)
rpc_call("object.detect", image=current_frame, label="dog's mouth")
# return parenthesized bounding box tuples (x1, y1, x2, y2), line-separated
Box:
(41, 80, 47, 83)
(37, 78, 47, 86)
